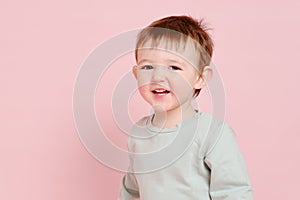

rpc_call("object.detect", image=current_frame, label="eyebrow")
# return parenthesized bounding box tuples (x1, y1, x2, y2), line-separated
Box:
(137, 58, 184, 65)
(137, 59, 151, 65)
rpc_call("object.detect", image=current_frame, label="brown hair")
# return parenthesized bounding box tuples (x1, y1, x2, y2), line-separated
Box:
(135, 15, 214, 97)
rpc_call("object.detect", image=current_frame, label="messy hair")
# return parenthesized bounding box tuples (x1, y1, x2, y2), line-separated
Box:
(135, 15, 214, 97)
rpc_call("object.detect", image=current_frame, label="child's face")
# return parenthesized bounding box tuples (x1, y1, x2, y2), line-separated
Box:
(133, 40, 206, 113)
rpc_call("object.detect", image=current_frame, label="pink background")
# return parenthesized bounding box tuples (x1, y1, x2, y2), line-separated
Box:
(1, 0, 300, 199)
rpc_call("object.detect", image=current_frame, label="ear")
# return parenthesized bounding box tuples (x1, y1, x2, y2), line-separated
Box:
(194, 66, 213, 89)
(132, 65, 137, 79)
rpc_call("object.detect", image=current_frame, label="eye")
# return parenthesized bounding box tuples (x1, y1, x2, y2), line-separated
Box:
(139, 65, 153, 70)
(169, 65, 182, 71)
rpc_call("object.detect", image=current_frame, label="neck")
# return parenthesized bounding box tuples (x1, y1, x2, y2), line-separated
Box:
(152, 103, 196, 128)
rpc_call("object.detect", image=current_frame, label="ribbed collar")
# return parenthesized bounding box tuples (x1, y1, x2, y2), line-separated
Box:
(146, 110, 202, 134)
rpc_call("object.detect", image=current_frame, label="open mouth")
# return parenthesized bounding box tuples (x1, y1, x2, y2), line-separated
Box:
(152, 89, 170, 96)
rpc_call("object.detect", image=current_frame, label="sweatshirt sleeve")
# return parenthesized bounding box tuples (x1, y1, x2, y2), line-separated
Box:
(118, 173, 140, 200)
(204, 124, 253, 200)
(118, 137, 140, 200)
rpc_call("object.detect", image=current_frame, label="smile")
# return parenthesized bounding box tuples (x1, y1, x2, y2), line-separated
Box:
(152, 89, 170, 96)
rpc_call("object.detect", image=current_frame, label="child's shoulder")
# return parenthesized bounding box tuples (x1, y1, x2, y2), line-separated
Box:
(197, 111, 234, 133)
(194, 111, 237, 158)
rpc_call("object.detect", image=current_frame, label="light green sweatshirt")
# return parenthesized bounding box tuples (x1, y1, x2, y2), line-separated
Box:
(119, 111, 253, 200)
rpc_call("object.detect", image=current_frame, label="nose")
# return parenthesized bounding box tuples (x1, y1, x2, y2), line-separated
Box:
(151, 66, 166, 82)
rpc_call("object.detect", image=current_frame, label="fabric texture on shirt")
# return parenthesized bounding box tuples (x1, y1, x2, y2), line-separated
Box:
(118, 111, 253, 200)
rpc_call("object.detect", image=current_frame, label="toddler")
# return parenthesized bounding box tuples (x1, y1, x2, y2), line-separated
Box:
(118, 15, 253, 200)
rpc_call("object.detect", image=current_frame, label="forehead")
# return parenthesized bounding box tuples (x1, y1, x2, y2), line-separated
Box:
(137, 38, 200, 67)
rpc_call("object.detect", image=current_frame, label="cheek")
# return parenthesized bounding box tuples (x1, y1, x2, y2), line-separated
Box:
(137, 85, 153, 104)
(136, 74, 151, 86)
(137, 85, 152, 101)
(170, 76, 195, 98)
(138, 85, 148, 93)
(171, 75, 194, 90)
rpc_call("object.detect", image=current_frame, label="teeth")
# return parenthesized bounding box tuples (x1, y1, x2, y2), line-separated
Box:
(152, 89, 170, 96)
(155, 89, 166, 92)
